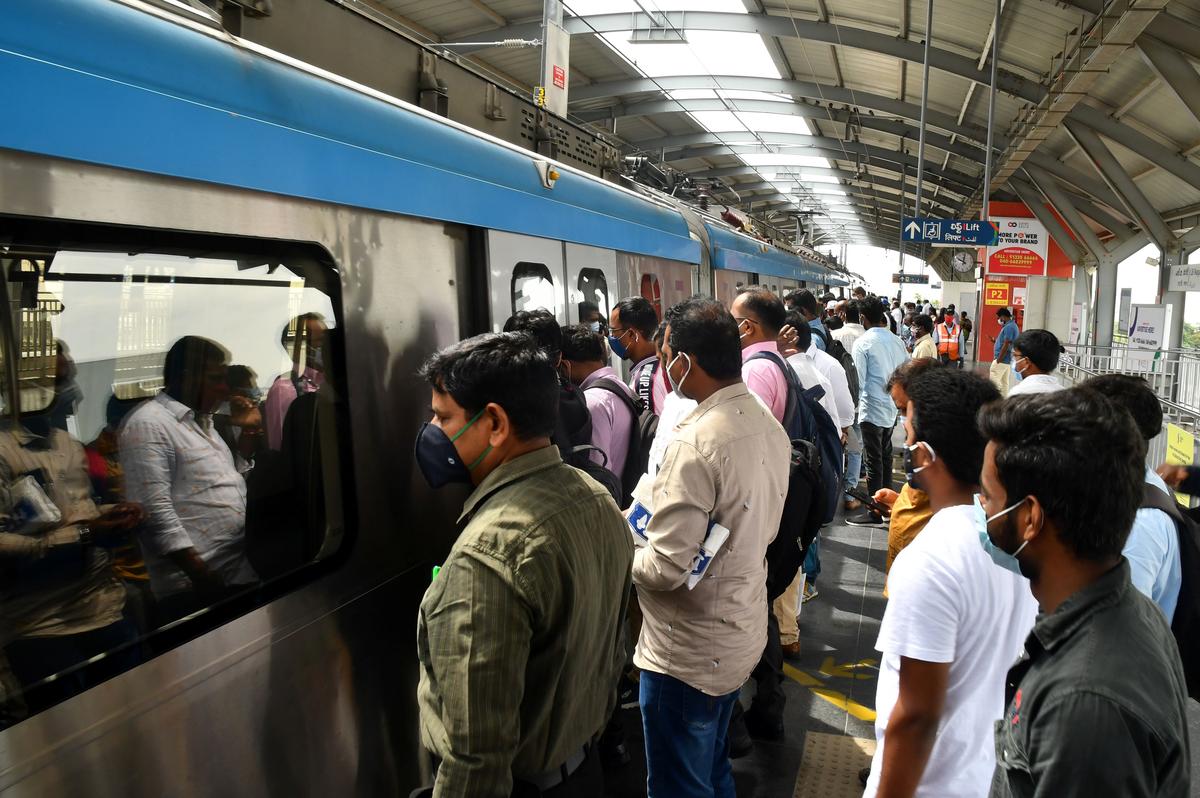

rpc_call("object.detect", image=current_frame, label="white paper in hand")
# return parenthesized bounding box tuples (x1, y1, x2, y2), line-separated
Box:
(686, 522, 730, 590)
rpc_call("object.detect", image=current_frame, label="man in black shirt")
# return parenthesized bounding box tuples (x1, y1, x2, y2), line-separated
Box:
(977, 388, 1189, 797)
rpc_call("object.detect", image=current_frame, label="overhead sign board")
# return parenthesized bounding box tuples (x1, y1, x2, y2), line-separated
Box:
(539, 18, 571, 116)
(1168, 262, 1200, 292)
(901, 217, 998, 247)
(984, 281, 1011, 306)
(987, 216, 1048, 276)
(893, 273, 929, 284)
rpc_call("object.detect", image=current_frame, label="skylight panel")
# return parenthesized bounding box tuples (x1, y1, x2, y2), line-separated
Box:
(732, 111, 812, 136)
(741, 154, 831, 169)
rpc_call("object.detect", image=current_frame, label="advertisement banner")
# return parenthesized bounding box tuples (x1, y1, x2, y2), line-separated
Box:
(1126, 303, 1169, 371)
(1069, 302, 1084, 345)
(1167, 424, 1195, 503)
(540, 18, 571, 117)
(986, 216, 1049, 277)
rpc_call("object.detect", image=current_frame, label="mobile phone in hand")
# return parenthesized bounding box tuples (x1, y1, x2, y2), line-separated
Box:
(845, 485, 891, 517)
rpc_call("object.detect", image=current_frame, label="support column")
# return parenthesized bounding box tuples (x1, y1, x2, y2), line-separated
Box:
(1160, 244, 1187, 351)
(1095, 253, 1119, 352)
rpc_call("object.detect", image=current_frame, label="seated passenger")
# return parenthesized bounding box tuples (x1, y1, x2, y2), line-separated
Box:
(120, 336, 259, 624)
(608, 297, 667, 415)
(634, 297, 789, 794)
(865, 368, 1036, 798)
(1082, 374, 1181, 622)
(560, 323, 637, 479)
(264, 313, 326, 450)
(85, 394, 153, 633)
(0, 403, 144, 713)
(979, 389, 1188, 796)
(413, 332, 632, 796)
(1007, 329, 1064, 396)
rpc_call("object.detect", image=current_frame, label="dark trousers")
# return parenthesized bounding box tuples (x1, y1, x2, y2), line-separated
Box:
(641, 670, 738, 798)
(412, 746, 603, 798)
(6, 619, 141, 713)
(861, 421, 894, 496)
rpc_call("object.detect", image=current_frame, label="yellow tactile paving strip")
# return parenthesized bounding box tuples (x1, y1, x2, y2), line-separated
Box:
(793, 733, 876, 798)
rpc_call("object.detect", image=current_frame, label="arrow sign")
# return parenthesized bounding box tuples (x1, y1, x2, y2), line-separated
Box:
(901, 217, 998, 247)
(818, 657, 879, 680)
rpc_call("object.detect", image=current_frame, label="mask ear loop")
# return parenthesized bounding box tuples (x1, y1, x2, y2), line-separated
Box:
(450, 407, 494, 471)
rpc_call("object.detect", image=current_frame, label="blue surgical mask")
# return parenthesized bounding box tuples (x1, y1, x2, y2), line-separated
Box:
(903, 441, 935, 490)
(974, 494, 1029, 574)
(666, 352, 692, 398)
(1012, 356, 1027, 383)
(414, 408, 492, 489)
(608, 330, 630, 360)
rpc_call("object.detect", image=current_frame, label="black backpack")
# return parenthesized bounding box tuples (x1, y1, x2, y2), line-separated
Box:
(1141, 485, 1200, 700)
(591, 378, 658, 507)
(552, 383, 623, 505)
(747, 351, 843, 599)
(812, 325, 860, 408)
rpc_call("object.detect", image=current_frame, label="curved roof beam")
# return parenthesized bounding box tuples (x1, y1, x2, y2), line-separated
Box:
(577, 97, 1003, 157)
(656, 140, 979, 196)
(448, 11, 1045, 103)
(1063, 0, 1200, 61)
(569, 75, 993, 145)
(719, 175, 960, 214)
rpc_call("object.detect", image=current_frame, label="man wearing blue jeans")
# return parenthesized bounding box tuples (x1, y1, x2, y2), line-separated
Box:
(633, 298, 790, 795)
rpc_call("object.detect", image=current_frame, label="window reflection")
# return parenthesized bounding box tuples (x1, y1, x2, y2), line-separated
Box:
(511, 262, 556, 317)
(0, 246, 341, 728)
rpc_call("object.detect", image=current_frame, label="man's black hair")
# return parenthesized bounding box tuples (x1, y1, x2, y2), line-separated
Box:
(887, 356, 940, 393)
(665, 296, 742, 380)
(1081, 373, 1162, 442)
(503, 309, 561, 361)
(560, 323, 606, 363)
(737, 286, 787, 334)
(843, 300, 861, 324)
(997, 307, 1013, 320)
(163, 336, 228, 396)
(785, 309, 813, 351)
(912, 314, 933, 335)
(614, 296, 659, 337)
(1014, 329, 1063, 374)
(907, 368, 1000, 486)
(978, 388, 1145, 561)
(419, 332, 558, 440)
(279, 313, 325, 349)
(653, 321, 667, 348)
(785, 288, 820, 316)
(860, 296, 887, 326)
(578, 301, 601, 322)
(226, 364, 257, 393)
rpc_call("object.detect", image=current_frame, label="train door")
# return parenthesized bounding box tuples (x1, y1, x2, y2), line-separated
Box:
(486, 231, 565, 329)
(565, 243, 617, 327)
(712, 269, 753, 309)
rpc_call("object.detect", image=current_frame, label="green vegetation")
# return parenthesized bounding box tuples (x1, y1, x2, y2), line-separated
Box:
(1185, 322, 1200, 350)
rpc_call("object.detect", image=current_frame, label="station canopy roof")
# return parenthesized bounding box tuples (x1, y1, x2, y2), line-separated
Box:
(369, 0, 1200, 274)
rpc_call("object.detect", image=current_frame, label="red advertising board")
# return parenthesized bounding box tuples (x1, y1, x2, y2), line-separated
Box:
(552, 65, 566, 89)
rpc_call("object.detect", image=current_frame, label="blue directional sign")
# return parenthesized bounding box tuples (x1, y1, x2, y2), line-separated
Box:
(901, 217, 998, 247)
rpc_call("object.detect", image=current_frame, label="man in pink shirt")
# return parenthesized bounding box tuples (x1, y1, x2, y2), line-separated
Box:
(732, 287, 788, 424)
(263, 313, 326, 450)
(560, 324, 637, 480)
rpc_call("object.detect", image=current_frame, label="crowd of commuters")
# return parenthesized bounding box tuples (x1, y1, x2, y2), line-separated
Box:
(0, 315, 336, 727)
(409, 276, 1193, 798)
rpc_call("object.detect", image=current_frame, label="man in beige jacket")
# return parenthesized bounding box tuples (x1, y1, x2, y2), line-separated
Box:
(633, 296, 790, 796)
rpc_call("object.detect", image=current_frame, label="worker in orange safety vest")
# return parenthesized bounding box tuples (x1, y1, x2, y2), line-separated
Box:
(935, 307, 963, 369)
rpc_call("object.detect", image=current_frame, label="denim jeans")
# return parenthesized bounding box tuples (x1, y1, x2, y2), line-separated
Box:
(804, 532, 821, 582)
(844, 422, 863, 495)
(861, 421, 894, 496)
(640, 670, 739, 798)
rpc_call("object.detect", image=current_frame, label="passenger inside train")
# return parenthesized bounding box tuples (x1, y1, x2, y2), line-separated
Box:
(402, 286, 1193, 797)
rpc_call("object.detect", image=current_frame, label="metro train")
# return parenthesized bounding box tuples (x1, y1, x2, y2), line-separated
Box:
(0, 1, 849, 793)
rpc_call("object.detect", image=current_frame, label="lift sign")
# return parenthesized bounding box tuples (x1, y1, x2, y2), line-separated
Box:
(902, 217, 998, 247)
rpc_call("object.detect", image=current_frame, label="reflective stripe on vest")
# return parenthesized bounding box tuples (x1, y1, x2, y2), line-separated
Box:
(937, 323, 961, 359)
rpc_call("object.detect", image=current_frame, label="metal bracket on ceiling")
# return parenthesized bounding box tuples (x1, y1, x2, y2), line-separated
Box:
(418, 51, 449, 117)
(484, 84, 506, 121)
(628, 9, 688, 43)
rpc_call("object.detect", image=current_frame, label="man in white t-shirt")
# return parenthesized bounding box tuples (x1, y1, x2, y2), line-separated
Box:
(865, 367, 1036, 798)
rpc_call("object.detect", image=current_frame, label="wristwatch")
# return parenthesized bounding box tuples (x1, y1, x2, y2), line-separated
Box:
(77, 525, 94, 545)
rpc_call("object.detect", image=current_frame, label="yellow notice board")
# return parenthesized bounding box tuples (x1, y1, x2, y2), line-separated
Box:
(1167, 424, 1195, 502)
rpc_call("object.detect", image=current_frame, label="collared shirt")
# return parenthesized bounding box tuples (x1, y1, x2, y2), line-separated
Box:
(741, 341, 789, 424)
(120, 393, 258, 598)
(834, 322, 867, 355)
(264, 367, 323, 450)
(911, 334, 938, 360)
(629, 355, 667, 416)
(786, 353, 840, 426)
(994, 320, 1019, 363)
(808, 318, 828, 351)
(852, 327, 910, 428)
(885, 483, 933, 575)
(580, 365, 636, 477)
(1123, 468, 1182, 623)
(1006, 373, 1063, 396)
(801, 346, 854, 428)
(990, 560, 1189, 798)
(646, 390, 698, 479)
(633, 383, 790, 696)
(417, 447, 632, 796)
(0, 427, 124, 644)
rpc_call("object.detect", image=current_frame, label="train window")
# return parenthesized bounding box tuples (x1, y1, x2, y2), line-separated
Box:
(639, 273, 662, 320)
(0, 241, 345, 729)
(511, 262, 556, 316)
(576, 268, 609, 329)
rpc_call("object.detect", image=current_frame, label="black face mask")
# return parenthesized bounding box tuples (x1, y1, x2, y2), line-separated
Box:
(413, 409, 491, 489)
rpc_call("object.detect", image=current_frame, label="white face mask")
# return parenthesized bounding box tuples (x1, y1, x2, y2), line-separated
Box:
(666, 352, 693, 398)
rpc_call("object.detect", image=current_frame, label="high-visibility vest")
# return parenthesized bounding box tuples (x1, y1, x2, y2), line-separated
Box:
(937, 322, 961, 359)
